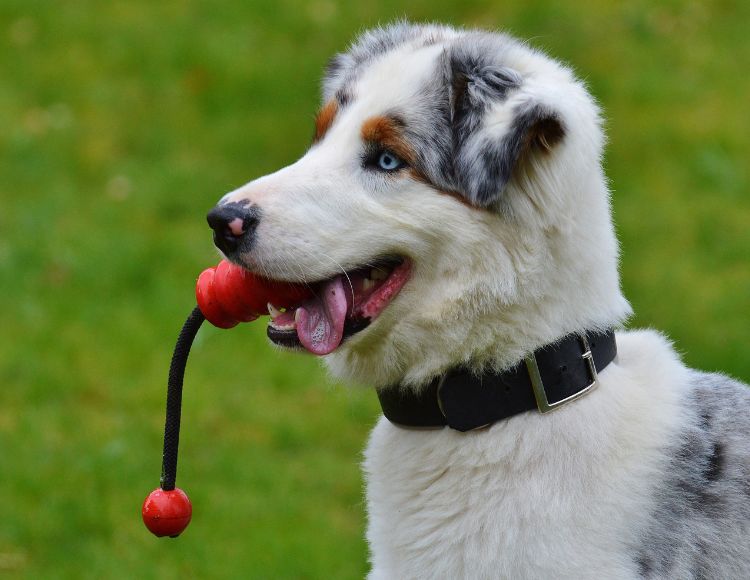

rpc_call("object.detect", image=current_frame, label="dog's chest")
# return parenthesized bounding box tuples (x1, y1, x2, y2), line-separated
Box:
(364, 417, 652, 579)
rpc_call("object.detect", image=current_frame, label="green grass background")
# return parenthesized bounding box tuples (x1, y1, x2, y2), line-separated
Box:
(1, 0, 748, 577)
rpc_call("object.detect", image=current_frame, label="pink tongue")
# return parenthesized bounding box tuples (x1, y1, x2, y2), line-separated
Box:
(296, 275, 351, 355)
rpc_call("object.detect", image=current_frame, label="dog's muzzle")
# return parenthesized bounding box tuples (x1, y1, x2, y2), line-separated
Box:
(206, 202, 259, 256)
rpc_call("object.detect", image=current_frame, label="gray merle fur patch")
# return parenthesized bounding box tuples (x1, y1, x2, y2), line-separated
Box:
(633, 371, 750, 579)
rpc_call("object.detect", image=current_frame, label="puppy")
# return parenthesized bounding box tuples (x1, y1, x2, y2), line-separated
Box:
(207, 23, 750, 579)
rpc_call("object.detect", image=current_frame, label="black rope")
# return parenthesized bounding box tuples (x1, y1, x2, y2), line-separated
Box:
(160, 306, 205, 491)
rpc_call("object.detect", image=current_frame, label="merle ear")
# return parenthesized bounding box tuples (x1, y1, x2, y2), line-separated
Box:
(449, 56, 566, 208)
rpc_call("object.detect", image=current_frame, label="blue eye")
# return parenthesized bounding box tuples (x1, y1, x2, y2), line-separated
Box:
(376, 150, 404, 171)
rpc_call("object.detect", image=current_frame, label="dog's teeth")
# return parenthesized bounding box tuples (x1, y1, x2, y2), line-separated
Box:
(294, 308, 301, 323)
(362, 278, 375, 291)
(267, 303, 282, 319)
(371, 268, 388, 281)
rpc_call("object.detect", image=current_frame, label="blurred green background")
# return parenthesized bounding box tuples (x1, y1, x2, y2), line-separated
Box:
(1, 0, 748, 578)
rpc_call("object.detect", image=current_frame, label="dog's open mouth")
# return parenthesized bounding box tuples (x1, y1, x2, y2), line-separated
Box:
(266, 257, 411, 355)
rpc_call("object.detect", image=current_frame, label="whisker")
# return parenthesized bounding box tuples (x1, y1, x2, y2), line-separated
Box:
(319, 252, 355, 301)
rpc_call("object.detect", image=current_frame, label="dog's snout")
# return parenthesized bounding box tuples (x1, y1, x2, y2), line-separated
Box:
(206, 202, 259, 255)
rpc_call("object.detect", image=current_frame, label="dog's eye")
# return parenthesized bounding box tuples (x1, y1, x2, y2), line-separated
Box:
(377, 151, 404, 171)
(366, 149, 405, 173)
(363, 147, 408, 173)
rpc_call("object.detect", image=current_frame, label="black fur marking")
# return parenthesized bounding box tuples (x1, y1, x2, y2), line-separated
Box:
(461, 104, 565, 207)
(449, 53, 521, 107)
(637, 555, 653, 578)
(335, 88, 352, 107)
(704, 442, 724, 483)
(672, 430, 726, 518)
(449, 52, 520, 141)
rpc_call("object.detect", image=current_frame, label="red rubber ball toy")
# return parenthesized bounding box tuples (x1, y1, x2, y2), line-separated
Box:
(144, 259, 311, 539)
(196, 259, 312, 328)
(142, 488, 193, 537)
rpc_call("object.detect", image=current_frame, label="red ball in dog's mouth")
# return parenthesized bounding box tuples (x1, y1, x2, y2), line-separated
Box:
(196, 256, 412, 355)
(266, 257, 412, 355)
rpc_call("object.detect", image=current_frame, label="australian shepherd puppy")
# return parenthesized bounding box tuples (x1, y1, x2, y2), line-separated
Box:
(206, 23, 750, 579)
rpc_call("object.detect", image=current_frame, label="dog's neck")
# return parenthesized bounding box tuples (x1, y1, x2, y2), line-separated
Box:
(376, 329, 618, 431)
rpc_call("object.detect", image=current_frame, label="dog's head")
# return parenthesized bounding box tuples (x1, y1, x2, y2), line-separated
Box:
(209, 23, 631, 388)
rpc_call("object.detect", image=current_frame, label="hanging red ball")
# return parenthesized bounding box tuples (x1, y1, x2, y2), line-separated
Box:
(142, 487, 193, 537)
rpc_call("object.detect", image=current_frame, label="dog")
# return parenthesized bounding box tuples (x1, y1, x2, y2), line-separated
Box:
(206, 23, 750, 579)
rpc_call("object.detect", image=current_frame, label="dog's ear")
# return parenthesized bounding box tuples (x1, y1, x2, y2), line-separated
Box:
(448, 54, 566, 208)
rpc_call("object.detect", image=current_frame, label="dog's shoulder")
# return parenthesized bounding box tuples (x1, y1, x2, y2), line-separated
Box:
(633, 368, 750, 579)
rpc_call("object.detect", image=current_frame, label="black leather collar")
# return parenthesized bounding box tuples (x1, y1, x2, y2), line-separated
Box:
(376, 329, 617, 432)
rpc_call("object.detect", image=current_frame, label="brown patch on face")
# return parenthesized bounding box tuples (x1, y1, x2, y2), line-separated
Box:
(360, 115, 418, 167)
(313, 100, 339, 143)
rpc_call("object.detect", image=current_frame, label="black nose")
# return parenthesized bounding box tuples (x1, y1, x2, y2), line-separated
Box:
(206, 202, 260, 255)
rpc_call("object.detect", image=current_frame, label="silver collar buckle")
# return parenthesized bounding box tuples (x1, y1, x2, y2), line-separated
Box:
(524, 334, 599, 414)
